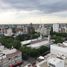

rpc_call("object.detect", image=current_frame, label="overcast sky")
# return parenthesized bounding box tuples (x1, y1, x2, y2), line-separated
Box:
(0, 0, 67, 24)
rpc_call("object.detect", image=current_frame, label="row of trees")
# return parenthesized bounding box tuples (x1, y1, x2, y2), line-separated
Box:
(51, 32, 67, 37)
(20, 46, 49, 60)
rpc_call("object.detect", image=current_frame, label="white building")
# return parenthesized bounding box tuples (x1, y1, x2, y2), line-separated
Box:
(47, 41, 67, 67)
(53, 23, 67, 33)
(50, 42, 67, 57)
(21, 40, 31, 45)
(4, 28, 13, 36)
(47, 57, 64, 67)
(53, 24, 59, 32)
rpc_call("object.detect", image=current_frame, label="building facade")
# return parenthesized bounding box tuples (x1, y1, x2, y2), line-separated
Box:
(53, 23, 67, 33)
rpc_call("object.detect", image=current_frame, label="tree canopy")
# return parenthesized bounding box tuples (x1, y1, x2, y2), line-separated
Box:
(0, 36, 21, 49)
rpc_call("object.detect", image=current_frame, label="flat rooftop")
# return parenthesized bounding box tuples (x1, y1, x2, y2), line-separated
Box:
(27, 40, 49, 48)
(31, 39, 47, 44)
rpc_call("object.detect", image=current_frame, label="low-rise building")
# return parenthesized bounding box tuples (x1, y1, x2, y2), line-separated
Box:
(50, 42, 67, 57)
(47, 57, 64, 67)
(0, 45, 22, 67)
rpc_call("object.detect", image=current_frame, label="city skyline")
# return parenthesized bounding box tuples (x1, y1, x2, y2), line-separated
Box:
(0, 0, 67, 24)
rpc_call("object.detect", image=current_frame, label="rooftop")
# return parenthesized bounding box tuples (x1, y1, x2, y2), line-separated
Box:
(0, 45, 21, 59)
(27, 40, 49, 48)
(21, 38, 50, 48)
(48, 57, 63, 65)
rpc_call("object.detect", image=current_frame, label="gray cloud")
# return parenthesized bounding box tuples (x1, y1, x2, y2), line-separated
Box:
(2, 0, 39, 10)
(1, 0, 67, 13)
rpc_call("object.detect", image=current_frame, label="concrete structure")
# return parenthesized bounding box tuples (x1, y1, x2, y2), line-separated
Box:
(0, 45, 22, 67)
(47, 57, 64, 67)
(53, 24, 59, 32)
(21, 37, 42, 46)
(21, 40, 31, 45)
(21, 38, 50, 48)
(35, 24, 50, 36)
(50, 42, 67, 57)
(27, 40, 49, 48)
(4, 28, 13, 36)
(47, 41, 67, 67)
(21, 36, 51, 48)
(0, 24, 51, 36)
(53, 23, 67, 33)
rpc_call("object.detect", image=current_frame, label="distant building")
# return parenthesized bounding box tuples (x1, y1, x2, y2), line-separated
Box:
(22, 26, 28, 34)
(15, 28, 23, 36)
(4, 28, 13, 36)
(35, 24, 50, 36)
(27, 23, 35, 34)
(53, 23, 67, 33)
(53, 24, 59, 32)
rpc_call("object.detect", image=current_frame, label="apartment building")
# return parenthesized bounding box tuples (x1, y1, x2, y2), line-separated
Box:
(53, 23, 67, 33)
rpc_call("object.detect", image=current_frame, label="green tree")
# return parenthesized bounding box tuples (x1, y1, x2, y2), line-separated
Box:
(29, 48, 40, 58)
(12, 40, 21, 49)
(38, 46, 49, 55)
(0, 36, 21, 49)
(54, 36, 64, 43)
